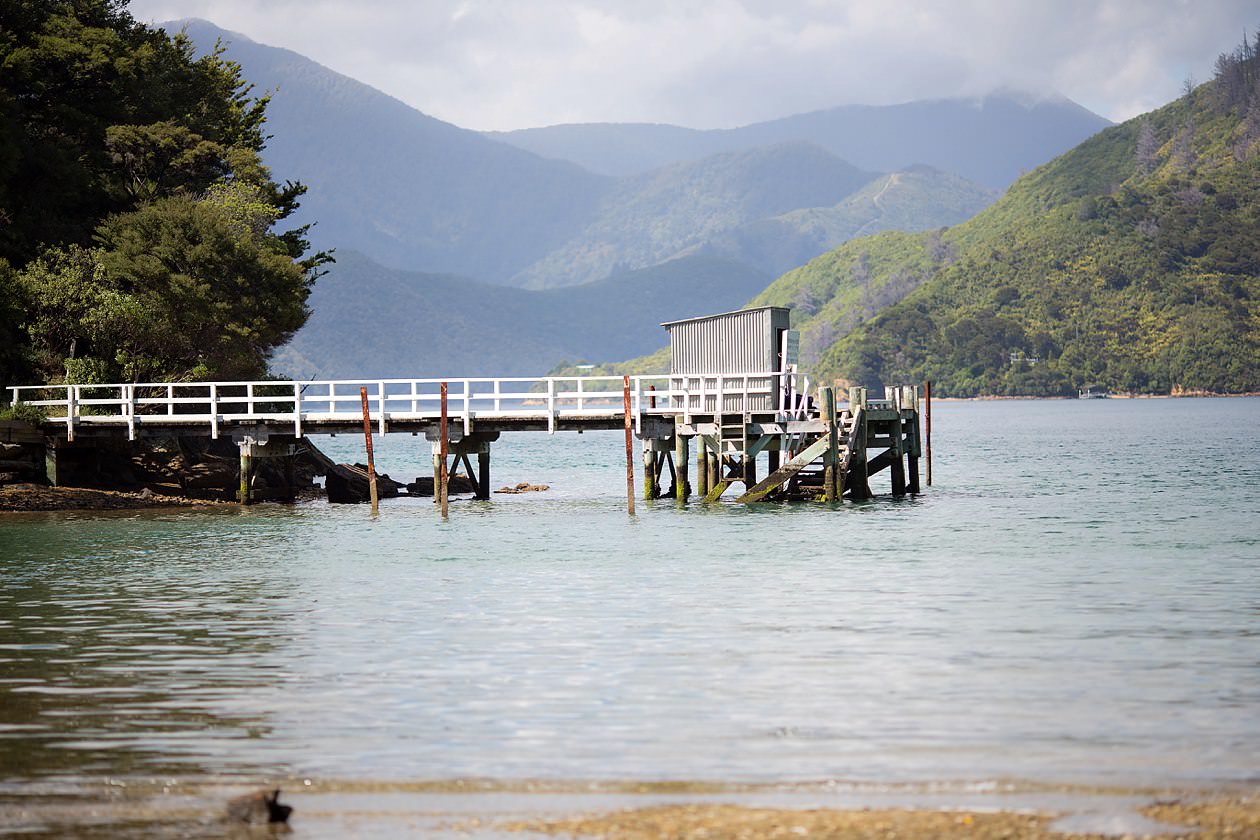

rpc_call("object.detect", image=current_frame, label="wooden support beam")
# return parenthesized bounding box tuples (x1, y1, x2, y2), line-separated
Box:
(460, 453, 478, 497)
(643, 441, 656, 500)
(359, 386, 379, 515)
(924, 380, 932, 487)
(889, 415, 907, 497)
(237, 443, 253, 505)
(735, 434, 831, 503)
(477, 450, 490, 500)
(696, 436, 709, 497)
(845, 408, 873, 500)
(623, 376, 635, 516)
(823, 387, 838, 502)
(907, 416, 922, 494)
(674, 419, 689, 502)
(439, 381, 449, 518)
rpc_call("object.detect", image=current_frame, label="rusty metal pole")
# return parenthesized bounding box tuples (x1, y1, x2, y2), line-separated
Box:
(359, 387, 379, 515)
(925, 380, 932, 487)
(439, 381, 449, 519)
(623, 376, 636, 516)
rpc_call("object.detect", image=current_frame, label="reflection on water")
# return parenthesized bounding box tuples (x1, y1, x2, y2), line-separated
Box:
(0, 398, 1258, 799)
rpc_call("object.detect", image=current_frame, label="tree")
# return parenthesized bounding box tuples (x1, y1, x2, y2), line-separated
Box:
(0, 0, 330, 390)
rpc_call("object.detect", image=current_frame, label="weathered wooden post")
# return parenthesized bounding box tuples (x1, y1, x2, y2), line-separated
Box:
(238, 443, 254, 505)
(888, 387, 907, 497)
(907, 385, 922, 494)
(822, 386, 837, 502)
(642, 441, 656, 500)
(623, 376, 635, 515)
(696, 436, 709, 497)
(674, 418, 689, 502)
(477, 446, 491, 501)
(925, 380, 932, 487)
(359, 387, 379, 515)
(439, 382, 449, 518)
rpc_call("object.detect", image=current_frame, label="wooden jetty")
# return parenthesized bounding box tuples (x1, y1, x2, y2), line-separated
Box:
(6, 308, 926, 507)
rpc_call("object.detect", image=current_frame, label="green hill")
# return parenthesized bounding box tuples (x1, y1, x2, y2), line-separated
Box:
(753, 37, 1260, 396)
(511, 142, 875, 289)
(692, 165, 996, 282)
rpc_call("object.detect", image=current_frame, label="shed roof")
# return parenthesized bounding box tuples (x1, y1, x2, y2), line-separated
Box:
(661, 306, 789, 329)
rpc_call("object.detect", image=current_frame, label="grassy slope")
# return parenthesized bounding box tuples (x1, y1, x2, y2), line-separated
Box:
(752, 74, 1260, 396)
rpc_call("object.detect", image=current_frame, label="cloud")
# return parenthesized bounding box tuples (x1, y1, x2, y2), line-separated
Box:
(126, 0, 1259, 129)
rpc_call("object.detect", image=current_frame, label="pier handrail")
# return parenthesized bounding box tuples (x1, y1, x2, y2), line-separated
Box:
(8, 370, 812, 440)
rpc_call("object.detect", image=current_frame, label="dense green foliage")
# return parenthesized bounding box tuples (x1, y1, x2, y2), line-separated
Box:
(0, 1, 327, 389)
(755, 35, 1260, 396)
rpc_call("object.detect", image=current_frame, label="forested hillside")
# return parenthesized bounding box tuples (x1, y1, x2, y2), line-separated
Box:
(752, 35, 1260, 396)
(0, 1, 326, 392)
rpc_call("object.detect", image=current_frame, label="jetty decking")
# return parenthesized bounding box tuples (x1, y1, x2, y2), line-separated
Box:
(7, 371, 926, 506)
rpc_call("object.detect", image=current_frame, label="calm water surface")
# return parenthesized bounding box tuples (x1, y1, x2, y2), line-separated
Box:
(1, 398, 1258, 794)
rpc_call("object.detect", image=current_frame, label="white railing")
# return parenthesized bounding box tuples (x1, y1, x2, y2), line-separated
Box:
(8, 370, 811, 441)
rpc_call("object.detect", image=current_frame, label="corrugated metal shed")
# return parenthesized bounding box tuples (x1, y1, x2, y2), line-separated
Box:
(662, 307, 792, 374)
(663, 307, 793, 413)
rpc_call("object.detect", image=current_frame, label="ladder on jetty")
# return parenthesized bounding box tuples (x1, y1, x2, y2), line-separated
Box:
(7, 374, 924, 505)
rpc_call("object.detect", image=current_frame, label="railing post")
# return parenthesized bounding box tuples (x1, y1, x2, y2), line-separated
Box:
(547, 378, 556, 434)
(247, 382, 256, 416)
(126, 385, 136, 441)
(493, 379, 501, 413)
(210, 383, 219, 439)
(65, 385, 75, 442)
(293, 382, 303, 438)
(576, 377, 584, 413)
(167, 384, 174, 416)
(378, 380, 386, 436)
(633, 377, 642, 436)
(463, 378, 472, 436)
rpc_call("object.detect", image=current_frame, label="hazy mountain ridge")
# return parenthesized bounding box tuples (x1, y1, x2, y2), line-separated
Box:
(490, 94, 1111, 188)
(176, 21, 1100, 294)
(512, 142, 876, 289)
(273, 251, 771, 379)
(176, 19, 613, 281)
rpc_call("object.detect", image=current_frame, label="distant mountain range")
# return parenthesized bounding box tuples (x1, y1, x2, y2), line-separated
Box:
(171, 19, 1113, 378)
(272, 251, 772, 379)
(488, 92, 1111, 188)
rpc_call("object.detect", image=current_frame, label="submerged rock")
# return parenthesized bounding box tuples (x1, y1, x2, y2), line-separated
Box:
(225, 788, 292, 824)
(495, 482, 550, 494)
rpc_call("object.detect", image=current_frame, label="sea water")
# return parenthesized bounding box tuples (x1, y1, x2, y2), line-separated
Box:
(1, 398, 1257, 795)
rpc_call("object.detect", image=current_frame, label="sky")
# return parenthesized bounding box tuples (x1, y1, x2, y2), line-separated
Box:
(125, 0, 1258, 131)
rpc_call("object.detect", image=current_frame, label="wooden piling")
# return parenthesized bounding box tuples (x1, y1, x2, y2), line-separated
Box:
(623, 377, 635, 515)
(889, 415, 907, 497)
(439, 382, 449, 518)
(237, 443, 253, 505)
(707, 447, 719, 493)
(477, 449, 490, 500)
(359, 387, 379, 515)
(674, 419, 690, 502)
(925, 380, 932, 487)
(823, 387, 838, 502)
(696, 436, 709, 496)
(643, 441, 656, 500)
